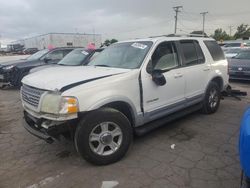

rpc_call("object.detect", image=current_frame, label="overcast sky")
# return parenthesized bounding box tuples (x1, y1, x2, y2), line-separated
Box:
(0, 0, 250, 45)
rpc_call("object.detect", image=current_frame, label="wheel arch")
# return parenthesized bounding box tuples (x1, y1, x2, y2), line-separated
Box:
(208, 76, 224, 92)
(101, 101, 136, 128)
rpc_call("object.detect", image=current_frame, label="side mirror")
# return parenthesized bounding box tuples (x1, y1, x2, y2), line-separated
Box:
(44, 57, 52, 63)
(152, 70, 166, 86)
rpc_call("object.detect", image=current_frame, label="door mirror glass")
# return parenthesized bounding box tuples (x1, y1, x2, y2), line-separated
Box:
(152, 69, 166, 86)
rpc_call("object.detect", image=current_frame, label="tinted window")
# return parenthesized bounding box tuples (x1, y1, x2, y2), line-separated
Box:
(58, 48, 88, 66)
(152, 42, 179, 70)
(194, 41, 205, 63)
(224, 43, 241, 47)
(46, 50, 64, 60)
(180, 40, 204, 66)
(234, 51, 250, 60)
(204, 41, 225, 61)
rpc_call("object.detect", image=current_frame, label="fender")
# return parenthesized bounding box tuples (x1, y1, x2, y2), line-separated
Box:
(87, 95, 143, 126)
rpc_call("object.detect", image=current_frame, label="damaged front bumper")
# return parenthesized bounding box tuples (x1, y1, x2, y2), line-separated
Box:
(23, 111, 77, 143)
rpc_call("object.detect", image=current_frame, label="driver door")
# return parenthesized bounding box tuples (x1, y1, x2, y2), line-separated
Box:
(141, 41, 185, 122)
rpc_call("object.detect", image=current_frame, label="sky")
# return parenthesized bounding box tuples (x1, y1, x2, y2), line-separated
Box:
(0, 0, 250, 45)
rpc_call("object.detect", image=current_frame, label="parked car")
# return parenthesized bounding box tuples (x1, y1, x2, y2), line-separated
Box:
(225, 48, 242, 58)
(21, 36, 229, 165)
(222, 41, 250, 52)
(23, 48, 38, 55)
(0, 47, 74, 88)
(228, 50, 250, 80)
(239, 107, 250, 188)
(29, 48, 103, 73)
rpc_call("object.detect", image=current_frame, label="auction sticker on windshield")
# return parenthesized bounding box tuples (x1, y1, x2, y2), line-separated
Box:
(131, 43, 148, 50)
(81, 51, 89, 55)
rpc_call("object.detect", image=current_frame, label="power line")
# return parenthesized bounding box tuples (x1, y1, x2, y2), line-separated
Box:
(200, 11, 208, 35)
(173, 6, 183, 34)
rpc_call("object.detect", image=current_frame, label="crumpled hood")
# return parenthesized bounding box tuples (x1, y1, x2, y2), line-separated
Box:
(22, 66, 130, 91)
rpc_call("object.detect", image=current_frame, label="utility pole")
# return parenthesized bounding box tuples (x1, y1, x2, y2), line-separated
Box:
(229, 25, 234, 37)
(200, 11, 208, 36)
(173, 6, 183, 34)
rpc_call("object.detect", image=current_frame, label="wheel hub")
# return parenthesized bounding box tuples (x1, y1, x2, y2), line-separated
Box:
(100, 132, 112, 145)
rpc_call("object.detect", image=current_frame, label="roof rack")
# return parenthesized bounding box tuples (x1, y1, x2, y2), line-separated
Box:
(149, 33, 209, 38)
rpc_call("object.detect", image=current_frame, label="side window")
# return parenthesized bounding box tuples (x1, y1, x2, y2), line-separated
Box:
(180, 40, 205, 66)
(204, 41, 225, 61)
(194, 41, 205, 64)
(46, 50, 64, 60)
(63, 49, 72, 57)
(152, 42, 179, 71)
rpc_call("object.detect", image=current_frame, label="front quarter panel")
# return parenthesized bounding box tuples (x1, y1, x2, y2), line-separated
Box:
(62, 70, 141, 118)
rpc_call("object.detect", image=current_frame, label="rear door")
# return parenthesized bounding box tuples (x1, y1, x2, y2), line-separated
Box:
(177, 40, 210, 105)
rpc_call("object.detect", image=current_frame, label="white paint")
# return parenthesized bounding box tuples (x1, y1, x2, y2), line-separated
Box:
(170, 144, 176, 150)
(26, 172, 64, 188)
(101, 181, 119, 188)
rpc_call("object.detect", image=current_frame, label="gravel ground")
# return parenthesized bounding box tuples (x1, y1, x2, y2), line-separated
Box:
(0, 72, 249, 187)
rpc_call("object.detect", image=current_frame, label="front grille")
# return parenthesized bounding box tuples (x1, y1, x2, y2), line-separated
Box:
(21, 85, 46, 108)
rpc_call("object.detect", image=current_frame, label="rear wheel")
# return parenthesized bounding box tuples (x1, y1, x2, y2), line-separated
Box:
(202, 82, 221, 114)
(74, 108, 133, 165)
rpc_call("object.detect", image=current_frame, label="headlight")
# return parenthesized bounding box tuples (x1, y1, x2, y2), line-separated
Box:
(3, 65, 14, 70)
(40, 93, 79, 115)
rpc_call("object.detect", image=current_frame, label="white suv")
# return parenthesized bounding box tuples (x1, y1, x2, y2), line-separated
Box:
(21, 36, 229, 165)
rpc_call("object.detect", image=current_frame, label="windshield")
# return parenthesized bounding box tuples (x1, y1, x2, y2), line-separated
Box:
(88, 41, 153, 69)
(26, 49, 49, 60)
(58, 48, 89, 66)
(234, 51, 250, 60)
(224, 43, 241, 48)
(225, 48, 242, 54)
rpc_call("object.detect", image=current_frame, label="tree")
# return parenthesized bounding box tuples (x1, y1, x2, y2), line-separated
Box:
(110, 39, 118, 44)
(234, 24, 250, 39)
(211, 28, 232, 41)
(103, 39, 118, 47)
(104, 39, 111, 47)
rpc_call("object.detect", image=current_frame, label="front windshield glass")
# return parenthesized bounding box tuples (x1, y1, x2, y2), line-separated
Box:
(58, 48, 89, 66)
(26, 49, 49, 60)
(224, 43, 241, 48)
(234, 51, 250, 60)
(88, 41, 153, 69)
(226, 48, 242, 54)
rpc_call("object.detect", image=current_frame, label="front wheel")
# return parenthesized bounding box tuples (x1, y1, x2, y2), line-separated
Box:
(202, 82, 221, 114)
(74, 108, 133, 165)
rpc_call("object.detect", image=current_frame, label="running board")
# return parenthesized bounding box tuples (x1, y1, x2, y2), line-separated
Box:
(134, 103, 202, 136)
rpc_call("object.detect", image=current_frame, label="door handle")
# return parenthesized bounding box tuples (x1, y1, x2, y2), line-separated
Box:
(203, 68, 210, 71)
(174, 73, 183, 78)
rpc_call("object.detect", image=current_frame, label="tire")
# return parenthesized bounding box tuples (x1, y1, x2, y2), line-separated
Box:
(202, 81, 221, 114)
(74, 108, 133, 165)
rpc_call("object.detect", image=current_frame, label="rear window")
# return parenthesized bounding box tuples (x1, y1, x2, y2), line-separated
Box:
(204, 41, 225, 61)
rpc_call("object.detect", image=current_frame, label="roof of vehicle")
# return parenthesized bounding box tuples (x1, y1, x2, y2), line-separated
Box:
(117, 35, 215, 44)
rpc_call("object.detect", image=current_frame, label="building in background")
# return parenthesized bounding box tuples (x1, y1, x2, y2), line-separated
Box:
(12, 33, 102, 50)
